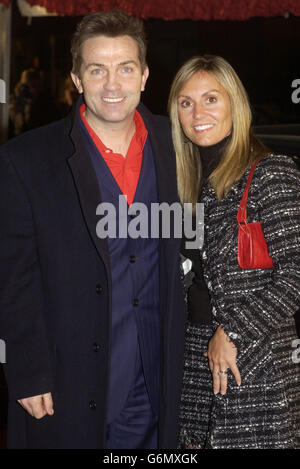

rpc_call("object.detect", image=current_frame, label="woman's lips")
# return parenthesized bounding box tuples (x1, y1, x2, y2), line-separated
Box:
(193, 124, 214, 132)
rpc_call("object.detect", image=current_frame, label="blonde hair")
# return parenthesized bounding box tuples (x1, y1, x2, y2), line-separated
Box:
(168, 55, 267, 205)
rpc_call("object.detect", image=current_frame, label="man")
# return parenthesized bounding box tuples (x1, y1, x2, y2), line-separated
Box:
(0, 10, 186, 448)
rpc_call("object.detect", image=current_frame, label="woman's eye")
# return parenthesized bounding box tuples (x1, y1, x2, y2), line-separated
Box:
(180, 100, 192, 108)
(207, 96, 217, 103)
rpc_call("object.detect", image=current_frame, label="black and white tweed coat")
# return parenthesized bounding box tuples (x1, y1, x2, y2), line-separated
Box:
(179, 154, 300, 449)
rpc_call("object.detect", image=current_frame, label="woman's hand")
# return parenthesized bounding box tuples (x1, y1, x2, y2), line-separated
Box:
(204, 325, 242, 395)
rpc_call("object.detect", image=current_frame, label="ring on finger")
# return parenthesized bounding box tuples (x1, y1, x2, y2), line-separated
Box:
(218, 369, 228, 375)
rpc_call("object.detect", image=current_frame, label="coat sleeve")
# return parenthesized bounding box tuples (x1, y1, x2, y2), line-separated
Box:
(218, 155, 300, 352)
(0, 146, 54, 400)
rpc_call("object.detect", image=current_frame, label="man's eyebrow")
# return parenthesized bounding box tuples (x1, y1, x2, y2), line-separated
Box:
(119, 60, 139, 67)
(84, 60, 139, 70)
(84, 63, 104, 70)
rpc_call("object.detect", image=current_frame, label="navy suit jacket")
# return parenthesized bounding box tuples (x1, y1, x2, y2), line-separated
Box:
(0, 100, 186, 448)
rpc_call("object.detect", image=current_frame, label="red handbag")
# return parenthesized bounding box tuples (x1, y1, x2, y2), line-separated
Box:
(237, 157, 274, 269)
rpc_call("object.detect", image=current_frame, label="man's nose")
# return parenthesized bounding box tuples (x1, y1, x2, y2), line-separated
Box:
(103, 71, 120, 91)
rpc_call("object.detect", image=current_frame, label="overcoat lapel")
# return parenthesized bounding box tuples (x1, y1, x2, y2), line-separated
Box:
(138, 103, 181, 319)
(66, 111, 111, 277)
(138, 103, 178, 207)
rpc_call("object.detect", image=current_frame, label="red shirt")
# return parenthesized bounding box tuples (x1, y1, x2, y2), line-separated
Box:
(80, 103, 148, 206)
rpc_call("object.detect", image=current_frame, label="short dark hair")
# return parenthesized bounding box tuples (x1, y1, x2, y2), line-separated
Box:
(71, 10, 147, 75)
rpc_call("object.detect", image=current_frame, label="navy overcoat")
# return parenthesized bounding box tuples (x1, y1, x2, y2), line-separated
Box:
(0, 101, 186, 448)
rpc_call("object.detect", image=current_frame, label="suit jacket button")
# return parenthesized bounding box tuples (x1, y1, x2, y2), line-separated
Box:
(93, 343, 100, 352)
(96, 284, 103, 294)
(129, 255, 136, 263)
(89, 400, 96, 410)
(133, 298, 139, 307)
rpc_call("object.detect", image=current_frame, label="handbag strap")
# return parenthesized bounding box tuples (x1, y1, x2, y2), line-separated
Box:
(237, 156, 264, 224)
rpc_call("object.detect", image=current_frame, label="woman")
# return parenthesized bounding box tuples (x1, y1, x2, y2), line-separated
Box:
(168, 55, 300, 449)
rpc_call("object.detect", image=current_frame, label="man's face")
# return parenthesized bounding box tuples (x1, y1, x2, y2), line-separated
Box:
(71, 35, 149, 130)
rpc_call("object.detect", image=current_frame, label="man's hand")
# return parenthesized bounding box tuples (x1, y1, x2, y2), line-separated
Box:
(204, 326, 241, 395)
(17, 392, 54, 419)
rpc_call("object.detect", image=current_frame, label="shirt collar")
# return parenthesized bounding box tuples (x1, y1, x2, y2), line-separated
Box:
(79, 102, 148, 157)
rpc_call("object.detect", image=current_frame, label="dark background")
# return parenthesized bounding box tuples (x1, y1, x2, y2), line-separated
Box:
(1, 1, 300, 448)
(7, 1, 300, 126)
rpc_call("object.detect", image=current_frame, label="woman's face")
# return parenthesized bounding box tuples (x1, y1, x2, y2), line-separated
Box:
(177, 71, 232, 147)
